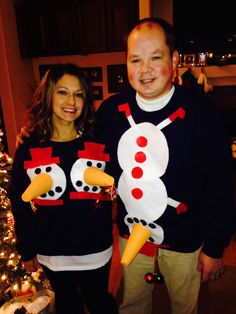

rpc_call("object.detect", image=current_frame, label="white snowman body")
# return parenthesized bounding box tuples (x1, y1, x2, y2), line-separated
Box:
(118, 122, 169, 221)
(117, 104, 186, 245)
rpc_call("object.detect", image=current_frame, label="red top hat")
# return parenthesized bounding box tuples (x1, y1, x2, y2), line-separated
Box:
(78, 142, 110, 161)
(24, 147, 60, 169)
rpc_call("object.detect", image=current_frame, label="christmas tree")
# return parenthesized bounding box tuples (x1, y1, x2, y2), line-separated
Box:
(0, 136, 51, 311)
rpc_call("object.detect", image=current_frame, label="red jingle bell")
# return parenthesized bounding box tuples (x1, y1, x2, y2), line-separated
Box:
(145, 272, 164, 284)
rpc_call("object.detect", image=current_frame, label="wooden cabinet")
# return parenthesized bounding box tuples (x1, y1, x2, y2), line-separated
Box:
(14, 0, 139, 57)
(14, 4, 45, 57)
(40, 2, 79, 56)
(15, 1, 79, 57)
(76, 0, 107, 53)
(106, 0, 138, 52)
(77, 0, 139, 53)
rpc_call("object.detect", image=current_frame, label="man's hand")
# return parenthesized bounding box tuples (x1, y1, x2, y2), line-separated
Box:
(197, 251, 225, 283)
(22, 256, 40, 272)
(15, 126, 29, 148)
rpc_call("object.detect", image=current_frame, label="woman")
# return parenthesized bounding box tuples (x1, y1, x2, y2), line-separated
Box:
(9, 63, 118, 314)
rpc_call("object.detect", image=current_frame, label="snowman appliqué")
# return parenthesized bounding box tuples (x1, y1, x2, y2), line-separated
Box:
(24, 143, 111, 206)
(117, 103, 188, 246)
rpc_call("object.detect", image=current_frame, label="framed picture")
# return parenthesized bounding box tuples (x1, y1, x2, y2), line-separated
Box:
(184, 54, 195, 66)
(80, 67, 102, 82)
(107, 64, 130, 93)
(91, 86, 103, 100)
(196, 52, 206, 66)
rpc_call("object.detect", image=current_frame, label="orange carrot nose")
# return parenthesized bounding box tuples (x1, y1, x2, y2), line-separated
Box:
(83, 166, 114, 187)
(22, 173, 53, 202)
(121, 224, 151, 267)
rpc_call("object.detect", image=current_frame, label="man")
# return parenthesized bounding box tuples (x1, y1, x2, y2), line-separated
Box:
(96, 18, 235, 314)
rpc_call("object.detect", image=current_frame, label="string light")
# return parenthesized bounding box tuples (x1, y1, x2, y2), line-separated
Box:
(7, 260, 13, 266)
(0, 251, 5, 258)
(12, 283, 19, 291)
(0, 150, 51, 306)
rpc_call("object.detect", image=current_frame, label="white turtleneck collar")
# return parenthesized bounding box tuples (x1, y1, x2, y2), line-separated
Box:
(136, 85, 175, 112)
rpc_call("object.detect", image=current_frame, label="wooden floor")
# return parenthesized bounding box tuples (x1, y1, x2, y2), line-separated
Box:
(109, 225, 236, 314)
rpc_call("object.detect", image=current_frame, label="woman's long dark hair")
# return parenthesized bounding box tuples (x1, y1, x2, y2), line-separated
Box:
(24, 63, 95, 142)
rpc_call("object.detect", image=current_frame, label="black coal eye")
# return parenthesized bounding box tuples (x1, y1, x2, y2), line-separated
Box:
(46, 167, 52, 172)
(127, 217, 134, 224)
(148, 223, 156, 229)
(97, 163, 102, 168)
(55, 186, 62, 193)
(87, 161, 92, 167)
(48, 190, 55, 197)
(140, 219, 147, 226)
(35, 168, 41, 174)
